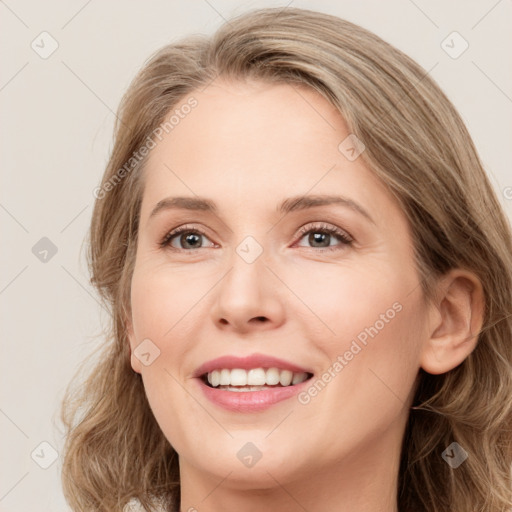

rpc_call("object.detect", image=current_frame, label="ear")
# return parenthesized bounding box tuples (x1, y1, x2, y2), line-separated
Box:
(420, 268, 485, 375)
(126, 317, 142, 374)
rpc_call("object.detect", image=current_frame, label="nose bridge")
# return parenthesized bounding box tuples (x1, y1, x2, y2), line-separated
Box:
(211, 234, 283, 330)
(223, 237, 268, 307)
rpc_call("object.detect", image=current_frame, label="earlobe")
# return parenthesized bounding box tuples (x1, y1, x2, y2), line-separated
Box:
(126, 318, 142, 374)
(420, 269, 485, 375)
(130, 353, 142, 374)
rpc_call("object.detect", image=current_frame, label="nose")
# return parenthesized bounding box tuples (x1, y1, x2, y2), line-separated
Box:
(210, 245, 285, 334)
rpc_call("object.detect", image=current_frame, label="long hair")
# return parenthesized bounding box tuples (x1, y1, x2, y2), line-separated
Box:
(60, 7, 512, 511)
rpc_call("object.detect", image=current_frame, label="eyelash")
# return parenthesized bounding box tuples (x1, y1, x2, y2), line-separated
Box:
(159, 222, 353, 253)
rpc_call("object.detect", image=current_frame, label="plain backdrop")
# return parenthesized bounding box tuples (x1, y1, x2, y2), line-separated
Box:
(1, 1, 511, 510)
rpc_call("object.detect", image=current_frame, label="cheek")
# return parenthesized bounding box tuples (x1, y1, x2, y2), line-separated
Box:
(129, 263, 202, 341)
(327, 292, 424, 423)
(296, 292, 425, 461)
(129, 268, 204, 452)
(140, 367, 199, 453)
(299, 262, 425, 407)
(287, 261, 408, 346)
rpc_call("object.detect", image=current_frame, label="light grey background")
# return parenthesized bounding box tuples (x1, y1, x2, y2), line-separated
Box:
(1, 1, 511, 510)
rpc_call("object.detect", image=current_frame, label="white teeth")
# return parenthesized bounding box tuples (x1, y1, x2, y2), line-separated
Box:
(219, 369, 231, 386)
(292, 372, 308, 385)
(230, 369, 247, 386)
(247, 368, 266, 386)
(209, 370, 220, 387)
(279, 369, 293, 386)
(205, 367, 310, 388)
(266, 367, 281, 385)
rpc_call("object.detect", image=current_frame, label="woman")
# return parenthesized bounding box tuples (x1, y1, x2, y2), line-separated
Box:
(60, 7, 512, 512)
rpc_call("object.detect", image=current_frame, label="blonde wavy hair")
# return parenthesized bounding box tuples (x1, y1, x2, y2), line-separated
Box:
(60, 6, 512, 511)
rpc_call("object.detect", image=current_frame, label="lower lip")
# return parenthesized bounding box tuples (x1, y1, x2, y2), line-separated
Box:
(196, 377, 312, 412)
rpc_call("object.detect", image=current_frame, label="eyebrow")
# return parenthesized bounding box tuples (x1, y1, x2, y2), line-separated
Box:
(148, 194, 375, 225)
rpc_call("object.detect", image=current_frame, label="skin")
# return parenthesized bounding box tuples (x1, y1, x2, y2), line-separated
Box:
(126, 78, 484, 512)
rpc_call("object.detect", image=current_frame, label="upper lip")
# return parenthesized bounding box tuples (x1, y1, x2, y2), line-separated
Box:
(193, 353, 313, 378)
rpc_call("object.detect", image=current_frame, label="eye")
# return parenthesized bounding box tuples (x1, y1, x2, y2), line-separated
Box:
(159, 222, 353, 253)
(159, 224, 215, 251)
(294, 222, 353, 252)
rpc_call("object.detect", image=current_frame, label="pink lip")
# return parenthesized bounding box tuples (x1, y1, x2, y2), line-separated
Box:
(196, 375, 312, 412)
(193, 353, 313, 413)
(193, 353, 312, 377)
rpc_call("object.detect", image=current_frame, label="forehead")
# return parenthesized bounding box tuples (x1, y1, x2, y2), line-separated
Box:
(139, 78, 398, 224)
(146, 77, 348, 171)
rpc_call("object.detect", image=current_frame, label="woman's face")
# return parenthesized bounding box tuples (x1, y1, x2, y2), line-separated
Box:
(127, 79, 430, 491)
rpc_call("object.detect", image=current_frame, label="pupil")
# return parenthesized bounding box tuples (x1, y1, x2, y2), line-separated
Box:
(310, 232, 329, 247)
(183, 233, 201, 248)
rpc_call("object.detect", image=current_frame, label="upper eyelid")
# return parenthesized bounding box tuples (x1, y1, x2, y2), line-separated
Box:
(164, 221, 348, 237)
(296, 222, 352, 238)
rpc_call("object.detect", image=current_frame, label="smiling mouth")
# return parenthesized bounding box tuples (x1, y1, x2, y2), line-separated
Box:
(200, 367, 314, 391)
